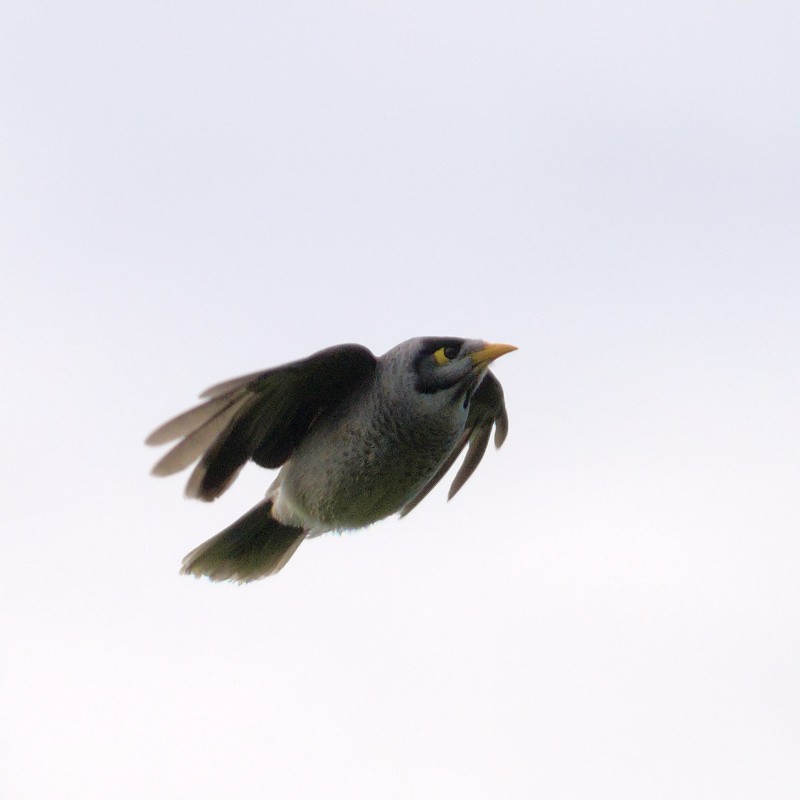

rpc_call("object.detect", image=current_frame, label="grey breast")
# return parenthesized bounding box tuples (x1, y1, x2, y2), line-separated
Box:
(278, 370, 467, 529)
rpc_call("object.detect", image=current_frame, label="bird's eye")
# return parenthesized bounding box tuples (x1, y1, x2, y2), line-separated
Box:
(433, 345, 460, 365)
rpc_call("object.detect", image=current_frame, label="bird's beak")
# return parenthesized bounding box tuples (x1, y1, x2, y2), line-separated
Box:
(470, 342, 518, 367)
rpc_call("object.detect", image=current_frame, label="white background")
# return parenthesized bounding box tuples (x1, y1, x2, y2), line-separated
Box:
(3, 2, 799, 797)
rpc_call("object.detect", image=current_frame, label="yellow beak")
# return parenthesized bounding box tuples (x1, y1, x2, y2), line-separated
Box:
(470, 342, 518, 367)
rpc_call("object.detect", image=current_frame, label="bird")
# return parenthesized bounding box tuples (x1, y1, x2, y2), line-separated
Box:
(146, 337, 517, 582)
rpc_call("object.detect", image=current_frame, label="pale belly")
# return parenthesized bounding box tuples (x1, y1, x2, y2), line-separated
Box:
(270, 402, 465, 532)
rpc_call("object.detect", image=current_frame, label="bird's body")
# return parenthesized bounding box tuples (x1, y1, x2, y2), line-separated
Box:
(273, 354, 467, 532)
(147, 337, 516, 581)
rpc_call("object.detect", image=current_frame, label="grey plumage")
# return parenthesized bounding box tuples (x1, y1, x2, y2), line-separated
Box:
(147, 337, 516, 582)
(398, 371, 509, 517)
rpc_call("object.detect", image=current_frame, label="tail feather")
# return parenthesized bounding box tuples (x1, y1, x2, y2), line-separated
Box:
(181, 500, 306, 583)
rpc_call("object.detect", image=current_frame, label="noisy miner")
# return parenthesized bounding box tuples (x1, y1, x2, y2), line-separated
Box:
(147, 337, 516, 582)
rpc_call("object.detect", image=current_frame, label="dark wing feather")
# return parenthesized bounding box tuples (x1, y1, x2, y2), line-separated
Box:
(399, 370, 510, 516)
(146, 344, 376, 501)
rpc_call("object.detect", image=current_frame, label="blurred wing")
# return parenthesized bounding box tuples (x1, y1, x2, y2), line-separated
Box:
(399, 370, 509, 517)
(146, 344, 376, 501)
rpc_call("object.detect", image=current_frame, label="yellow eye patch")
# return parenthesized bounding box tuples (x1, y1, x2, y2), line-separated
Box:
(433, 344, 463, 365)
(433, 347, 450, 365)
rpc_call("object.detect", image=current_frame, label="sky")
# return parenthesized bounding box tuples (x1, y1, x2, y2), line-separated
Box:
(2, 1, 799, 797)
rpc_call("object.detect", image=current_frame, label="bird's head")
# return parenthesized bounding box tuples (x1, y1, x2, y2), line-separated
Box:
(381, 337, 517, 407)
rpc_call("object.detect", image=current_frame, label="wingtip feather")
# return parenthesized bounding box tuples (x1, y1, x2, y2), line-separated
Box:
(494, 410, 509, 448)
(145, 393, 244, 446)
(148, 395, 252, 479)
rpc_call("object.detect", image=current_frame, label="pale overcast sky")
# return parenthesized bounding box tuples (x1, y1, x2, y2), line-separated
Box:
(2, 2, 799, 798)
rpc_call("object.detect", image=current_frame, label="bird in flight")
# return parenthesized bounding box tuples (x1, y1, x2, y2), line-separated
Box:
(147, 337, 516, 582)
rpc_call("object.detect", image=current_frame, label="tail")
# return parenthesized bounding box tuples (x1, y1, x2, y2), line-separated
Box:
(181, 500, 306, 583)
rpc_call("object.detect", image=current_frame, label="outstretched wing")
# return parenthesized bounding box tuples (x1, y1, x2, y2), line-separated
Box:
(146, 344, 377, 501)
(399, 370, 509, 517)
